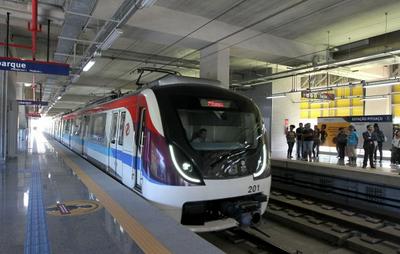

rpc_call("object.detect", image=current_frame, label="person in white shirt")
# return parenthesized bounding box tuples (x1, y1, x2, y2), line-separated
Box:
(391, 130, 400, 165)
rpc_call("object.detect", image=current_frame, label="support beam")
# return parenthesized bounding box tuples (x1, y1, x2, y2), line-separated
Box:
(200, 44, 230, 88)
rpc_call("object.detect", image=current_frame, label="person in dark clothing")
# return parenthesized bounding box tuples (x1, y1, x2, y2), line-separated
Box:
(336, 128, 347, 160)
(286, 125, 296, 158)
(312, 125, 321, 158)
(296, 123, 304, 158)
(320, 124, 328, 145)
(362, 125, 377, 169)
(302, 123, 314, 162)
(373, 123, 385, 162)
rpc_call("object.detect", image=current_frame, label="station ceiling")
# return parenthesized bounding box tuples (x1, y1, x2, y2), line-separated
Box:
(1, 0, 400, 115)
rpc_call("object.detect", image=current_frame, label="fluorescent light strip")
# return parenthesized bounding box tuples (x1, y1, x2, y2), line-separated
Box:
(100, 28, 123, 50)
(360, 97, 387, 101)
(266, 95, 286, 99)
(83, 60, 95, 72)
(365, 82, 399, 88)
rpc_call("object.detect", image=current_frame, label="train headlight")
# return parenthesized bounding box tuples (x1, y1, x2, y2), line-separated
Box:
(169, 145, 202, 184)
(253, 144, 270, 179)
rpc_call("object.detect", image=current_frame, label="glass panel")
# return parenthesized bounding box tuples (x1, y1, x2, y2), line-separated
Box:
(72, 118, 82, 136)
(110, 113, 118, 143)
(177, 109, 258, 151)
(118, 112, 126, 146)
(90, 113, 107, 141)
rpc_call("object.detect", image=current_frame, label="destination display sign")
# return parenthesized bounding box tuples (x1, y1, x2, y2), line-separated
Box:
(0, 57, 69, 76)
(17, 100, 49, 106)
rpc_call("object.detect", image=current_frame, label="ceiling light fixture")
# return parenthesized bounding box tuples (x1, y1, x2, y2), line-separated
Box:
(83, 60, 95, 72)
(24, 83, 32, 87)
(57, 96, 62, 100)
(266, 94, 286, 99)
(140, 0, 157, 8)
(71, 74, 80, 83)
(99, 28, 123, 50)
(365, 79, 400, 88)
(360, 96, 387, 101)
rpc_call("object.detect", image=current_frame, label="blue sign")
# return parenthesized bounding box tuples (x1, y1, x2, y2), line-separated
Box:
(0, 57, 69, 76)
(17, 100, 48, 106)
(346, 115, 392, 122)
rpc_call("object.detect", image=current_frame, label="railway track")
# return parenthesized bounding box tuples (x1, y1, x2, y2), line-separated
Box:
(267, 190, 400, 254)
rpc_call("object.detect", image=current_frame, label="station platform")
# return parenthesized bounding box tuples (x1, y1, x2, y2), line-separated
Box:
(0, 131, 223, 254)
(270, 153, 400, 221)
(272, 151, 400, 175)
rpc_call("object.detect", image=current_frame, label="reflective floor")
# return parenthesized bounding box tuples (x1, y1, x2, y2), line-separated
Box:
(0, 130, 142, 254)
(272, 148, 400, 175)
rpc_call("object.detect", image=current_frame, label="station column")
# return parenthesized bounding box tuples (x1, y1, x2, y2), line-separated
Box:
(200, 43, 230, 89)
(0, 24, 18, 161)
(0, 24, 7, 162)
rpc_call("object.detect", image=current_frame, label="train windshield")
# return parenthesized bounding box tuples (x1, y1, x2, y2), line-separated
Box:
(176, 98, 260, 151)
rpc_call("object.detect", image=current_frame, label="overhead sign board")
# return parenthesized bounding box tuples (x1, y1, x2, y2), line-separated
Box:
(17, 100, 48, 106)
(0, 57, 69, 76)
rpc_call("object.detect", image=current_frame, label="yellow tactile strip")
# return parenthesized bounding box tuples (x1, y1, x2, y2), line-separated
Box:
(57, 148, 171, 254)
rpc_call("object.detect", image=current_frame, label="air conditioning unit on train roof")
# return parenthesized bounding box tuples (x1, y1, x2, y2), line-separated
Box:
(149, 75, 222, 87)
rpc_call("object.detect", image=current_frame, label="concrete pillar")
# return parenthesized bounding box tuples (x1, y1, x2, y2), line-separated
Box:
(0, 24, 7, 162)
(7, 71, 18, 158)
(271, 77, 301, 155)
(200, 43, 230, 89)
(364, 86, 391, 115)
(0, 23, 18, 160)
(0, 71, 6, 162)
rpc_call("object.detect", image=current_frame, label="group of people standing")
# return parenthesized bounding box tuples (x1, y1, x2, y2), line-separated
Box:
(285, 122, 387, 169)
(285, 123, 327, 162)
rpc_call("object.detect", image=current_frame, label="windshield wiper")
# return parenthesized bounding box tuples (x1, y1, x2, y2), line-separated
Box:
(210, 145, 252, 167)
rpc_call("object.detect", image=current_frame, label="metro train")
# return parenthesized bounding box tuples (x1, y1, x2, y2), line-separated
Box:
(52, 75, 271, 232)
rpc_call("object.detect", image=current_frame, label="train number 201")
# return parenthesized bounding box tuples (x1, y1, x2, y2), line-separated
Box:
(248, 184, 260, 193)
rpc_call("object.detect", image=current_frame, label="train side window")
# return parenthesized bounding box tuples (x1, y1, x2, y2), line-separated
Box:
(118, 112, 126, 146)
(82, 115, 90, 137)
(90, 113, 107, 142)
(110, 113, 118, 144)
(73, 118, 82, 136)
(63, 120, 71, 133)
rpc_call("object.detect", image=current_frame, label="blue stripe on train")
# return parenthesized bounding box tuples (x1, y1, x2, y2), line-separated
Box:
(68, 136, 135, 167)
(62, 136, 168, 186)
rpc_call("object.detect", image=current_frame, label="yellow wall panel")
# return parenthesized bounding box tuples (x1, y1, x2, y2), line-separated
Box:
(336, 99, 350, 107)
(352, 107, 364, 116)
(393, 84, 400, 92)
(352, 98, 363, 107)
(300, 101, 309, 109)
(336, 108, 350, 116)
(352, 85, 363, 96)
(300, 110, 309, 119)
(310, 110, 321, 118)
(310, 103, 322, 109)
(393, 94, 400, 104)
(393, 105, 400, 117)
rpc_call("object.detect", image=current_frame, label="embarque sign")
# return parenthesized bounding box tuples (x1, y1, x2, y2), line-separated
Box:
(0, 57, 69, 76)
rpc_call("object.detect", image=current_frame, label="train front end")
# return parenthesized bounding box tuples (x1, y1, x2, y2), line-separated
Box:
(147, 84, 271, 232)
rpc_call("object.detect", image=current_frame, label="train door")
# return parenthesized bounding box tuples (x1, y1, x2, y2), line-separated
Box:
(115, 111, 126, 179)
(108, 111, 119, 176)
(67, 119, 72, 147)
(134, 107, 146, 191)
(81, 115, 90, 157)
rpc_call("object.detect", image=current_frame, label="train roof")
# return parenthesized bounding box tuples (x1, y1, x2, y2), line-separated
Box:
(57, 75, 229, 118)
(147, 75, 221, 87)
